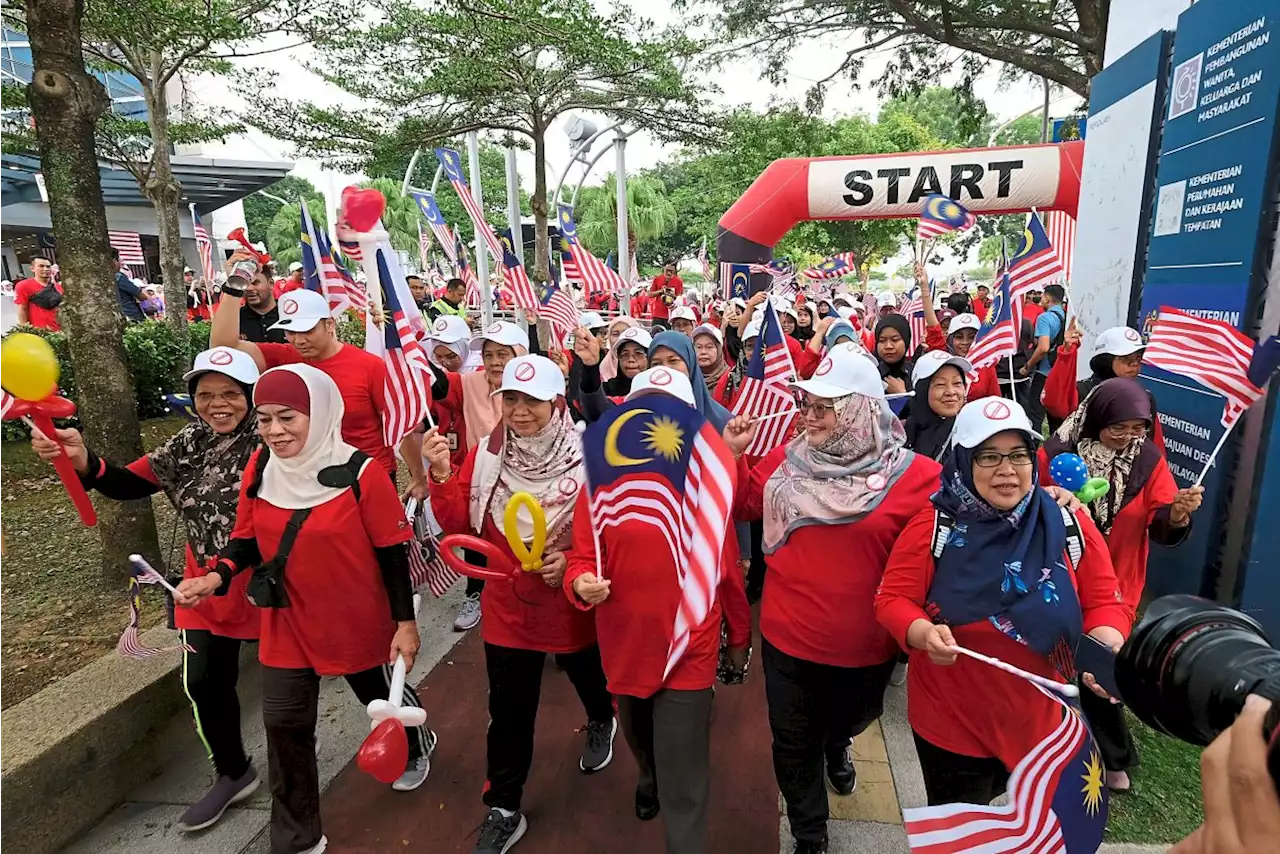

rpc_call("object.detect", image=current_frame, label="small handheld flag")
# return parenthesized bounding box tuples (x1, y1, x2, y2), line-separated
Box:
(917, 195, 977, 241)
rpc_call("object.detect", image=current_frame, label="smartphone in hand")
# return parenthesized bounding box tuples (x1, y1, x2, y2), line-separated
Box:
(1077, 634, 1121, 701)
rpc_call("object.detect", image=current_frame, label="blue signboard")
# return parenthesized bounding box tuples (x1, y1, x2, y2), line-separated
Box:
(1138, 0, 1280, 596)
(1051, 117, 1087, 142)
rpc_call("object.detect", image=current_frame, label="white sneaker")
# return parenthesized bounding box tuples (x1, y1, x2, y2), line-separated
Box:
(453, 594, 481, 631)
(392, 729, 437, 792)
(300, 835, 327, 854)
(890, 661, 908, 687)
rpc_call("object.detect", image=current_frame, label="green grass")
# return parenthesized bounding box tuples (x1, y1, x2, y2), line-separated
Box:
(1104, 711, 1205, 844)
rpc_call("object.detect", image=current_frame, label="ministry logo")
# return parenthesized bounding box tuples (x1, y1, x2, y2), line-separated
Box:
(1169, 52, 1204, 120)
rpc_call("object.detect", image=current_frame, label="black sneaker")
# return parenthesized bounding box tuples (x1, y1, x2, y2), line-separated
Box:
(178, 764, 260, 831)
(793, 837, 828, 854)
(635, 785, 660, 821)
(826, 749, 856, 796)
(579, 717, 617, 773)
(473, 808, 527, 854)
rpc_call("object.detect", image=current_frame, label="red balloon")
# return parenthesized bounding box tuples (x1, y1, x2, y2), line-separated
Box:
(37, 395, 77, 419)
(340, 187, 386, 233)
(356, 719, 408, 784)
(439, 535, 519, 582)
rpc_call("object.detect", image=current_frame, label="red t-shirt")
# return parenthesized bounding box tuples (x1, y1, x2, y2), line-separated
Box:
(1022, 301, 1044, 327)
(564, 478, 752, 698)
(648, 275, 683, 320)
(971, 297, 989, 320)
(273, 277, 304, 299)
(429, 449, 596, 654)
(739, 447, 942, 667)
(431, 371, 469, 467)
(14, 277, 62, 330)
(230, 450, 413, 674)
(629, 294, 650, 320)
(258, 343, 396, 476)
(876, 507, 1131, 768)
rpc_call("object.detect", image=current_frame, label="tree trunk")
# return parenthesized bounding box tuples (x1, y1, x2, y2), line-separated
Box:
(25, 0, 164, 587)
(142, 68, 189, 348)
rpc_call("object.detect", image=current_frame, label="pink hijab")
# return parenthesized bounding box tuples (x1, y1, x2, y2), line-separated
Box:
(599, 316, 641, 381)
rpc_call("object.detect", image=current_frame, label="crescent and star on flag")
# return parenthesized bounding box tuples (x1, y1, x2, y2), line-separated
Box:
(603, 409, 686, 467)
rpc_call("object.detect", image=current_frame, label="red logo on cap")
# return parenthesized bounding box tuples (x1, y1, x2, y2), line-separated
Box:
(282, 299, 299, 315)
(209, 349, 234, 366)
(1125, 328, 1141, 341)
(514, 362, 536, 382)
(815, 357, 833, 377)
(651, 368, 673, 386)
(487, 322, 503, 334)
(558, 477, 578, 496)
(434, 319, 448, 332)
(983, 400, 1012, 420)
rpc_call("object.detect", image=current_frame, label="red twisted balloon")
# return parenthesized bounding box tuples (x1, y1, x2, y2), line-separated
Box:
(5, 394, 97, 526)
(438, 535, 521, 583)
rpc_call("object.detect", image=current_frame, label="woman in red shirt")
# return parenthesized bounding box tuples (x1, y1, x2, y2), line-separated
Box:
(1042, 378, 1203, 790)
(876, 399, 1131, 807)
(565, 367, 751, 853)
(424, 354, 615, 854)
(177, 365, 431, 854)
(724, 343, 942, 854)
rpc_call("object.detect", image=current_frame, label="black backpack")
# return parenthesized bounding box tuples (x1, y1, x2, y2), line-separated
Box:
(28, 282, 62, 311)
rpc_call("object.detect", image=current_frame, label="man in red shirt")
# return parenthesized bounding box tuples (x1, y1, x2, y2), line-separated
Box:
(273, 262, 305, 298)
(14, 257, 63, 330)
(648, 263, 683, 329)
(971, 284, 990, 321)
(210, 271, 425, 488)
(1021, 290, 1044, 326)
(628, 285, 649, 320)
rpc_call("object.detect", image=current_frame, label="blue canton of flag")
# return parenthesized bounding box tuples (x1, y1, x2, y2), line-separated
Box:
(720, 262, 752, 300)
(917, 194, 978, 241)
(1247, 335, 1280, 388)
(433, 148, 506, 261)
(1009, 213, 1067, 303)
(965, 271, 1018, 371)
(163, 393, 199, 421)
(801, 251, 856, 280)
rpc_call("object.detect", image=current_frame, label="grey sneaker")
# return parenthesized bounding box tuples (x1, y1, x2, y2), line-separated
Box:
(392, 728, 437, 792)
(473, 808, 527, 854)
(454, 594, 482, 631)
(579, 717, 617, 773)
(890, 660, 908, 687)
(178, 764, 260, 831)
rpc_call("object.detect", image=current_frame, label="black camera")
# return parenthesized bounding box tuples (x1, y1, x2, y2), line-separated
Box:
(1116, 595, 1280, 782)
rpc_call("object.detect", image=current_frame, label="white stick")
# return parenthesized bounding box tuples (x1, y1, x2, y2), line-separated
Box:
(128, 554, 181, 596)
(752, 408, 798, 423)
(1194, 418, 1237, 488)
(21, 415, 43, 438)
(950, 644, 1080, 699)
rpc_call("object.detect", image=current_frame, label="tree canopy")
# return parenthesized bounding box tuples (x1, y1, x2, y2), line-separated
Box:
(575, 174, 677, 263)
(243, 174, 324, 245)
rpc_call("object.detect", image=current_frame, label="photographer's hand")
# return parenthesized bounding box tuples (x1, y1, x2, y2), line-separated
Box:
(1171, 695, 1279, 854)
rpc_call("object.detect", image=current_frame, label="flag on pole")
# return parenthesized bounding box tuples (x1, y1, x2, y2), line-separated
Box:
(433, 148, 506, 262)
(697, 237, 713, 281)
(117, 566, 194, 660)
(748, 260, 797, 298)
(904, 687, 1108, 854)
(367, 248, 431, 445)
(108, 231, 146, 268)
(300, 201, 367, 315)
(916, 195, 977, 241)
(899, 286, 927, 354)
(406, 498, 460, 597)
(731, 300, 798, 456)
(497, 234, 575, 333)
(1143, 308, 1274, 427)
(1042, 211, 1076, 286)
(720, 262, 751, 300)
(1008, 213, 1067, 303)
(583, 393, 737, 680)
(338, 237, 363, 261)
(455, 235, 482, 308)
(191, 208, 216, 282)
(416, 220, 432, 273)
(801, 252, 857, 280)
(557, 204, 627, 295)
(966, 271, 1019, 370)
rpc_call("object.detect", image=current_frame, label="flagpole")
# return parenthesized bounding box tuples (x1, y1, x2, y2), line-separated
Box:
(467, 132, 493, 327)
(1194, 419, 1237, 488)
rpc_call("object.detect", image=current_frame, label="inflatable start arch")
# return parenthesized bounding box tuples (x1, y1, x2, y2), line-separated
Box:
(716, 141, 1084, 288)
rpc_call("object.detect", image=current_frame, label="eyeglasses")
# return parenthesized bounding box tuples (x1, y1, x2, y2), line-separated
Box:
(195, 391, 246, 405)
(973, 448, 1034, 468)
(797, 400, 836, 418)
(1102, 423, 1148, 439)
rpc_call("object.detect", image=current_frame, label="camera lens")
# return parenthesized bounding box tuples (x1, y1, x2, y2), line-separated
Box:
(1116, 595, 1280, 746)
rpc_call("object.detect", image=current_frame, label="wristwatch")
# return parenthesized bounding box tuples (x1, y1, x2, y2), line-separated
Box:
(220, 280, 246, 298)
(429, 468, 451, 484)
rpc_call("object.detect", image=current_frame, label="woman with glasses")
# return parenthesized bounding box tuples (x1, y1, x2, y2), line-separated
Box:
(876, 399, 1131, 807)
(723, 343, 942, 854)
(1042, 378, 1202, 790)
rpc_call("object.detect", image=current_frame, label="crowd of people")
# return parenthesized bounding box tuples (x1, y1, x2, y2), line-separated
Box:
(28, 246, 1275, 854)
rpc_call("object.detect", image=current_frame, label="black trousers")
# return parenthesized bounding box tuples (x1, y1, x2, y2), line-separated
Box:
(262, 663, 432, 854)
(618, 689, 715, 854)
(1080, 688, 1138, 772)
(181, 629, 251, 779)
(745, 520, 766, 594)
(463, 549, 486, 597)
(1025, 371, 1049, 434)
(483, 642, 614, 811)
(762, 639, 896, 844)
(913, 732, 1010, 806)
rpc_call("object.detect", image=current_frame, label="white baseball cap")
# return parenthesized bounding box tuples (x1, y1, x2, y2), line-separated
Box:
(952, 398, 1038, 449)
(1094, 326, 1145, 357)
(670, 306, 697, 323)
(729, 297, 747, 311)
(948, 312, 982, 333)
(490, 354, 564, 400)
(833, 294, 853, 306)
(470, 320, 529, 352)
(876, 290, 897, 308)
(625, 366, 695, 406)
(743, 317, 763, 341)
(614, 326, 653, 352)
(428, 314, 471, 345)
(579, 311, 606, 330)
(269, 289, 330, 332)
(288, 261, 304, 273)
(792, 342, 885, 400)
(911, 350, 974, 386)
(691, 323, 723, 345)
(836, 305, 857, 322)
(182, 346, 261, 386)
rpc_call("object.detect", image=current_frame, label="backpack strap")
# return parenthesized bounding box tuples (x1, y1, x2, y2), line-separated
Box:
(931, 510, 955, 560)
(1059, 505, 1084, 571)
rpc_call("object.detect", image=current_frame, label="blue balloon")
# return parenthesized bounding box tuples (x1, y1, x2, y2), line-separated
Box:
(1049, 452, 1089, 493)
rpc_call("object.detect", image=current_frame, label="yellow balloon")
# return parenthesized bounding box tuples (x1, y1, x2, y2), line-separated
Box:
(504, 491, 547, 572)
(1, 332, 59, 401)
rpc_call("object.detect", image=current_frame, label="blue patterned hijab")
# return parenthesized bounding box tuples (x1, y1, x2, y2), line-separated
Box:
(927, 438, 1083, 665)
(648, 331, 732, 431)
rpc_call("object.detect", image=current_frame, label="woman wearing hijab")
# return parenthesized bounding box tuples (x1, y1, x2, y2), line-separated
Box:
(600, 316, 642, 382)
(692, 323, 742, 410)
(573, 324, 653, 421)
(876, 399, 1131, 807)
(176, 364, 433, 854)
(566, 367, 751, 854)
(32, 347, 263, 832)
(1077, 326, 1147, 399)
(648, 330, 733, 430)
(1042, 378, 1203, 790)
(874, 314, 914, 396)
(793, 303, 816, 344)
(723, 343, 942, 854)
(902, 351, 972, 462)
(424, 355, 616, 854)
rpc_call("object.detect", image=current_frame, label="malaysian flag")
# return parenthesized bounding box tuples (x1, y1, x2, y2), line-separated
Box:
(557, 204, 626, 295)
(1144, 308, 1278, 427)
(300, 201, 367, 315)
(108, 230, 146, 268)
(367, 248, 431, 445)
(406, 498, 460, 597)
(697, 237, 713, 281)
(117, 557, 193, 660)
(748, 259, 797, 297)
(731, 301, 798, 456)
(191, 207, 216, 281)
(455, 234, 482, 308)
(1043, 211, 1076, 286)
(905, 687, 1108, 854)
(917, 195, 977, 241)
(966, 271, 1019, 370)
(1009, 213, 1067, 309)
(434, 147, 506, 262)
(498, 234, 575, 333)
(583, 392, 737, 679)
(802, 251, 857, 280)
(899, 286, 927, 354)
(720, 262, 751, 300)
(416, 220, 432, 273)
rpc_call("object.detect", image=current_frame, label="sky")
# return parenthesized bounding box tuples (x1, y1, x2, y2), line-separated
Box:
(185, 1, 1079, 275)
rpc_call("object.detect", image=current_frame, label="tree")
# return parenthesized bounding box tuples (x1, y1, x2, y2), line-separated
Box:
(249, 0, 715, 285)
(265, 201, 327, 268)
(879, 87, 995, 149)
(575, 174, 677, 264)
(693, 0, 1106, 105)
(242, 174, 325, 244)
(20, 0, 164, 586)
